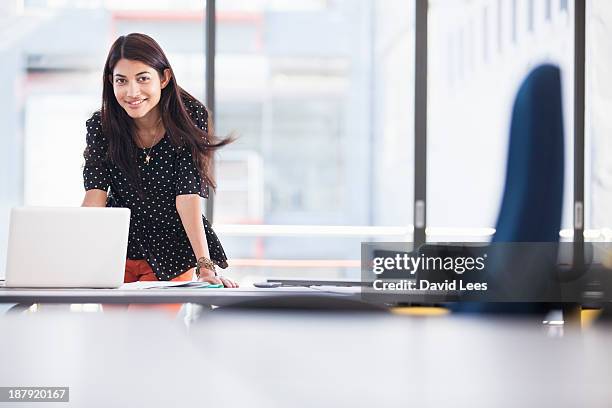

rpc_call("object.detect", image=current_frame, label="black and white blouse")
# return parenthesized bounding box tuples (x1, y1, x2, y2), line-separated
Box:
(83, 99, 228, 281)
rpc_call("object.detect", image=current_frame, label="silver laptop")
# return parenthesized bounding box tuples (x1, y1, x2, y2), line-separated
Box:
(5, 207, 130, 288)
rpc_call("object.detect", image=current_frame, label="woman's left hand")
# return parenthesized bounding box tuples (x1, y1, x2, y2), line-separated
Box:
(197, 270, 239, 288)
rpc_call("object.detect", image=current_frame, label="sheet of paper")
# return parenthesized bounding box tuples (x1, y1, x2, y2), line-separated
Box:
(309, 285, 362, 294)
(119, 281, 212, 290)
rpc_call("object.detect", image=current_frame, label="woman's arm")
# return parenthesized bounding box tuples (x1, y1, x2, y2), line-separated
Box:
(175, 194, 238, 287)
(82, 189, 108, 207)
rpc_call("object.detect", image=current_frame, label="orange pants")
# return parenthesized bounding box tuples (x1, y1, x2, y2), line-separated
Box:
(123, 259, 193, 283)
(104, 260, 193, 315)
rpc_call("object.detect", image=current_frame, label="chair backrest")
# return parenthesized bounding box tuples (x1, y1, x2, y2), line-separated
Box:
(451, 65, 565, 314)
(493, 64, 565, 243)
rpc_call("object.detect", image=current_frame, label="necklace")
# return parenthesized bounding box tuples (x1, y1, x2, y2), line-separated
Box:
(143, 136, 159, 165)
(138, 118, 163, 165)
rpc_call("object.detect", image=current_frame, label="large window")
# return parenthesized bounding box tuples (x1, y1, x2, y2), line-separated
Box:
(21, 1, 207, 206)
(586, 0, 612, 240)
(0, 0, 208, 274)
(0, 0, 416, 281)
(1, 0, 586, 281)
(213, 0, 416, 282)
(427, 0, 574, 241)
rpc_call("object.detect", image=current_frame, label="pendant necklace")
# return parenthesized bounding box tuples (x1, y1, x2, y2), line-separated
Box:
(143, 137, 157, 165)
(139, 119, 162, 165)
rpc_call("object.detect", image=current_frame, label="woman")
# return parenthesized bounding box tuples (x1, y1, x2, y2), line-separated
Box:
(82, 33, 238, 289)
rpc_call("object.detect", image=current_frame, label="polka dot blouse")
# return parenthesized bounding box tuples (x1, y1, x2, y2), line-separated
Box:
(83, 99, 228, 281)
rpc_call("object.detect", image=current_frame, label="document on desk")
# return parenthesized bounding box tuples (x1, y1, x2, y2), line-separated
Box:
(120, 281, 216, 290)
(309, 286, 362, 295)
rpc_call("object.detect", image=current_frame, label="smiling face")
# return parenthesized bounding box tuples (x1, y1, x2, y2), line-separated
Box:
(111, 58, 171, 120)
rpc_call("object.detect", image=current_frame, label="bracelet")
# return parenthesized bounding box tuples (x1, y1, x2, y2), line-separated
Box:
(195, 256, 217, 279)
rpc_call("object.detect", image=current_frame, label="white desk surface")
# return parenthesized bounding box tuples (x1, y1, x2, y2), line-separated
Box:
(1, 310, 612, 407)
(0, 285, 364, 306)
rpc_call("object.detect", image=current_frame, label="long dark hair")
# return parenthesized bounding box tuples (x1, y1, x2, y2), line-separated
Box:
(98, 33, 230, 193)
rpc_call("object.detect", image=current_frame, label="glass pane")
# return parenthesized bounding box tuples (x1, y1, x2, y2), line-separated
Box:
(214, 0, 415, 281)
(427, 0, 574, 241)
(0, 0, 206, 274)
(586, 0, 612, 240)
(21, 1, 207, 206)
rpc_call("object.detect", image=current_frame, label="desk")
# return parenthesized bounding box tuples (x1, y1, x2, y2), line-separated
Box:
(0, 311, 611, 407)
(0, 286, 367, 308)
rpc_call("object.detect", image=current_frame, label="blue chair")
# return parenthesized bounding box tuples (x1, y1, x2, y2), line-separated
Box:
(454, 64, 565, 314)
(493, 64, 564, 244)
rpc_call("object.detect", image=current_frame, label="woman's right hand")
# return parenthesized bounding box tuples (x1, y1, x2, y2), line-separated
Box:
(197, 269, 239, 288)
